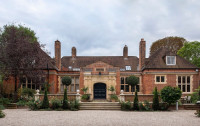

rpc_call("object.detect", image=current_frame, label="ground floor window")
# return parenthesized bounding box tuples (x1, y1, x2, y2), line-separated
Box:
(20, 77, 45, 90)
(60, 76, 79, 93)
(120, 76, 140, 93)
(177, 75, 191, 92)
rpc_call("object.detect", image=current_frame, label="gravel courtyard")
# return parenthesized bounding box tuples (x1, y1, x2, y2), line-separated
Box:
(0, 109, 199, 126)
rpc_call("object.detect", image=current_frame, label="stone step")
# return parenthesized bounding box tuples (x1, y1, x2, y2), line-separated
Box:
(6, 103, 17, 109)
(80, 102, 121, 110)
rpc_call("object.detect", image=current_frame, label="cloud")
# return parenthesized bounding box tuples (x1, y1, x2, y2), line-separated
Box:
(0, 0, 200, 58)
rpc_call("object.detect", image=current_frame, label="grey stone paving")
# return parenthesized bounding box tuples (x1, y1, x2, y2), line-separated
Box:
(0, 109, 199, 126)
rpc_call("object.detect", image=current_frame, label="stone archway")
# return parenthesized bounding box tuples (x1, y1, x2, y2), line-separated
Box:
(93, 83, 106, 99)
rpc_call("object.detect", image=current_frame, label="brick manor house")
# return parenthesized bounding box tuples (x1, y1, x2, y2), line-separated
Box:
(4, 38, 200, 101)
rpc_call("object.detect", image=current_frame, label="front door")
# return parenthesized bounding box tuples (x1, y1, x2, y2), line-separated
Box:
(94, 83, 106, 99)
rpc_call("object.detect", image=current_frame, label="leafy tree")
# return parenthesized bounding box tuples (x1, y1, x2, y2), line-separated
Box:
(0, 24, 50, 100)
(126, 75, 139, 94)
(152, 87, 159, 111)
(177, 41, 200, 67)
(62, 76, 71, 109)
(41, 88, 49, 109)
(150, 36, 186, 56)
(133, 90, 139, 111)
(161, 86, 182, 109)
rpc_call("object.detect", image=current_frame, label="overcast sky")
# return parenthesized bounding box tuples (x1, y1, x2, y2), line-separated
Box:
(0, 0, 200, 58)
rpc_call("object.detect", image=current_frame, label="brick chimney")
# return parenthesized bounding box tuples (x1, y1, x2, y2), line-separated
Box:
(123, 45, 128, 58)
(55, 40, 61, 70)
(72, 47, 76, 58)
(139, 38, 146, 71)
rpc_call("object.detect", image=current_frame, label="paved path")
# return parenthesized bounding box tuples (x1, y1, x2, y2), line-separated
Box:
(0, 109, 199, 126)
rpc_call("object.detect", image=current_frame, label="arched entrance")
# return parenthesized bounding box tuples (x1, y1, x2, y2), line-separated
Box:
(93, 83, 106, 99)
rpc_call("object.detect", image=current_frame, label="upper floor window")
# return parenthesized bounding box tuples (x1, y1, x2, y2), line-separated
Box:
(166, 56, 176, 65)
(125, 66, 131, 71)
(155, 75, 166, 84)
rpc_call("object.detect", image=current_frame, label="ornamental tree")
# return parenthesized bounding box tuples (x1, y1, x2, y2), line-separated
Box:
(161, 86, 182, 109)
(126, 75, 139, 94)
(177, 41, 200, 67)
(150, 36, 186, 56)
(62, 76, 71, 109)
(152, 87, 159, 111)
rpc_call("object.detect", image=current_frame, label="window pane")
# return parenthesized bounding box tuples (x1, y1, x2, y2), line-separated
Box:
(36, 84, 40, 90)
(178, 76, 181, 83)
(187, 76, 190, 84)
(131, 86, 135, 92)
(136, 85, 140, 92)
(182, 85, 186, 92)
(167, 57, 171, 64)
(60, 84, 64, 92)
(121, 77, 124, 84)
(178, 85, 181, 90)
(125, 77, 128, 84)
(75, 84, 79, 92)
(28, 78, 31, 84)
(125, 85, 129, 92)
(72, 78, 75, 84)
(28, 84, 31, 89)
(75, 77, 79, 84)
(156, 76, 160, 82)
(32, 84, 36, 90)
(187, 85, 190, 92)
(121, 85, 124, 90)
(71, 85, 74, 92)
(161, 76, 165, 82)
(182, 76, 185, 83)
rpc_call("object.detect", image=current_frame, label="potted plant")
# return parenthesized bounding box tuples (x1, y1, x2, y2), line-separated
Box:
(81, 87, 90, 102)
(108, 85, 118, 102)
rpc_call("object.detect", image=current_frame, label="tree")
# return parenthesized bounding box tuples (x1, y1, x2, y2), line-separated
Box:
(150, 36, 186, 56)
(133, 90, 139, 111)
(62, 76, 71, 109)
(161, 86, 182, 109)
(126, 75, 139, 94)
(152, 87, 159, 111)
(0, 24, 50, 100)
(177, 41, 200, 67)
(41, 88, 49, 109)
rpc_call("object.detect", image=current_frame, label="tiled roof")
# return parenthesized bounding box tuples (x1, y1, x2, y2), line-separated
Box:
(61, 56, 139, 72)
(144, 47, 198, 69)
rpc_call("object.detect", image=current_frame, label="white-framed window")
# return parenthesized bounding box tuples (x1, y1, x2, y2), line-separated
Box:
(177, 75, 191, 92)
(60, 76, 79, 93)
(120, 76, 140, 92)
(125, 66, 131, 71)
(155, 75, 166, 84)
(166, 56, 176, 65)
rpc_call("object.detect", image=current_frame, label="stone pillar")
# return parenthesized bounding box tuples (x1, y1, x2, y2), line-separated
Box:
(35, 89, 40, 101)
(139, 38, 146, 71)
(72, 47, 76, 58)
(120, 90, 125, 102)
(55, 40, 61, 70)
(76, 89, 80, 102)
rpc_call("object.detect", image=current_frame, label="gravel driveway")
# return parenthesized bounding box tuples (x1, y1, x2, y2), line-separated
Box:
(0, 109, 199, 126)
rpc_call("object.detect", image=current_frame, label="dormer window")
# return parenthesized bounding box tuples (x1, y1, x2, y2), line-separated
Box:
(125, 66, 131, 71)
(166, 56, 176, 65)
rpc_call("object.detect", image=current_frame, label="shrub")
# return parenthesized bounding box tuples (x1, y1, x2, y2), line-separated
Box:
(16, 99, 27, 107)
(0, 97, 10, 106)
(81, 94, 90, 100)
(121, 101, 131, 111)
(191, 86, 200, 103)
(195, 110, 200, 117)
(41, 88, 49, 109)
(27, 100, 42, 110)
(152, 87, 159, 111)
(161, 86, 182, 109)
(0, 104, 5, 110)
(133, 90, 139, 111)
(0, 109, 5, 118)
(63, 88, 69, 109)
(70, 100, 80, 111)
(81, 86, 88, 94)
(51, 98, 61, 110)
(18, 88, 35, 98)
(139, 100, 151, 111)
(110, 94, 118, 101)
(126, 75, 139, 94)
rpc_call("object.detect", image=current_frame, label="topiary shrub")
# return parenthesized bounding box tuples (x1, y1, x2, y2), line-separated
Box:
(121, 101, 131, 111)
(63, 88, 69, 109)
(41, 88, 49, 109)
(133, 90, 139, 111)
(161, 86, 182, 110)
(51, 98, 61, 110)
(152, 87, 159, 111)
(70, 100, 80, 111)
(126, 75, 139, 94)
(62, 76, 71, 109)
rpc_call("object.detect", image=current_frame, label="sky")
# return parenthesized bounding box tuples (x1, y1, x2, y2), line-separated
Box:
(0, 0, 200, 58)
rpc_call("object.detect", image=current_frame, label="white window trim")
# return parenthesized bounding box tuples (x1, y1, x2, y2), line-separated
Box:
(166, 56, 176, 65)
(155, 75, 167, 84)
